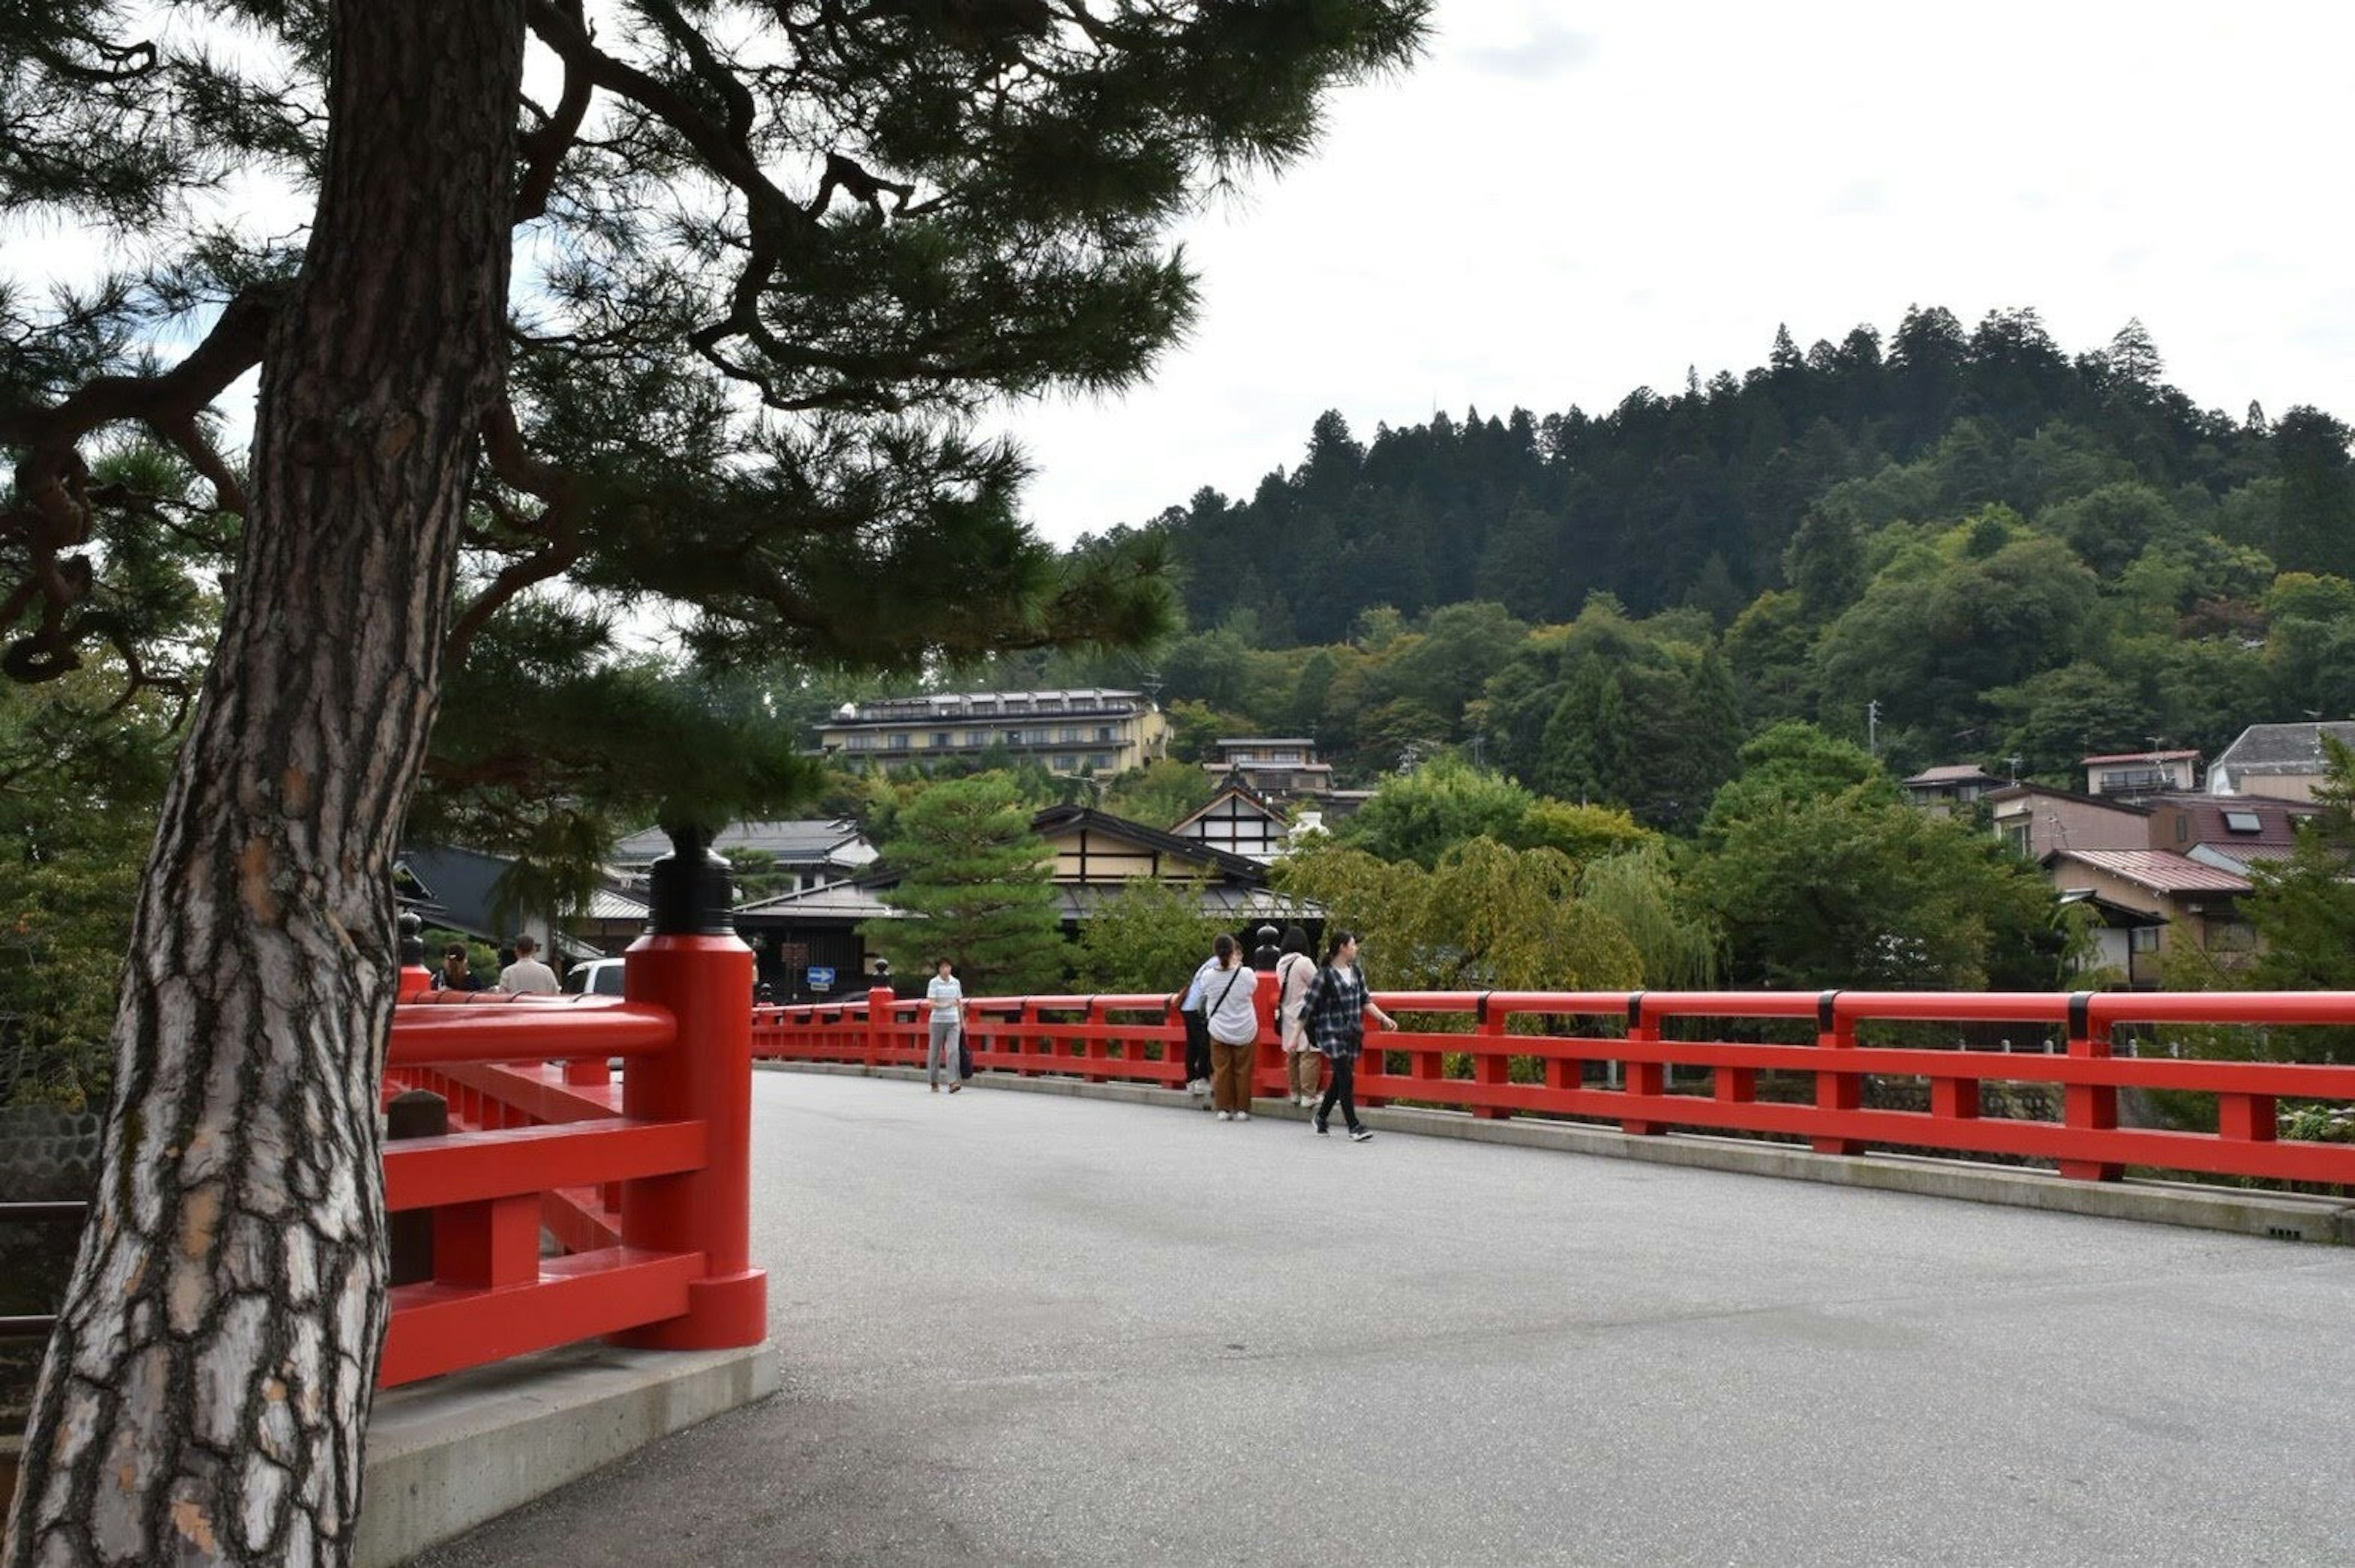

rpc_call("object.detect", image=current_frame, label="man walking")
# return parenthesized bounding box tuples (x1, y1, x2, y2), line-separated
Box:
(497, 934, 560, 995)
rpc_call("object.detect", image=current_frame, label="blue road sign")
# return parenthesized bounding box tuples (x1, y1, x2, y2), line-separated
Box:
(805, 966, 836, 991)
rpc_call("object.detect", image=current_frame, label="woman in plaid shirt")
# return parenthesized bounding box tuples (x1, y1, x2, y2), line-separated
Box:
(1298, 930, 1394, 1142)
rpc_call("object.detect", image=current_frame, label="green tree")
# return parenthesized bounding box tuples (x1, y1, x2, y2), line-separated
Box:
(1336, 754, 1534, 868)
(1071, 878, 1226, 995)
(865, 775, 1066, 993)
(2241, 737, 2355, 996)
(1687, 794, 2052, 989)
(1577, 844, 1721, 989)
(1515, 800, 1655, 865)
(0, 665, 178, 1109)
(1276, 838, 1641, 993)
(1536, 655, 1633, 806)
(1097, 758, 1217, 828)
(1696, 721, 1890, 851)
(0, 4, 1430, 1553)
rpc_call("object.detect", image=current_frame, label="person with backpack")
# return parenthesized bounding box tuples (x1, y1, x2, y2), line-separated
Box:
(1273, 925, 1320, 1107)
(1200, 933, 1261, 1122)
(1299, 930, 1393, 1142)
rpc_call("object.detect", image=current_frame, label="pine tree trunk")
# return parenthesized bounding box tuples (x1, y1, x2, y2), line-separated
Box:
(4, 3, 524, 1562)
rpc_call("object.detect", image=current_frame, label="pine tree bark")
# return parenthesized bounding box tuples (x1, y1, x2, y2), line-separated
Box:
(4, 3, 525, 1562)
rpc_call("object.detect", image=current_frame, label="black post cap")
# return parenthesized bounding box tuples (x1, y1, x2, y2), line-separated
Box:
(648, 825, 737, 936)
(397, 910, 426, 968)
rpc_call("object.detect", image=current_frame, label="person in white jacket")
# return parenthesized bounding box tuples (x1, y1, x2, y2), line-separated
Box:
(1198, 933, 1261, 1122)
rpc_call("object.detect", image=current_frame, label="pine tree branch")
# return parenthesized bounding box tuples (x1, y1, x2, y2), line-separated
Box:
(447, 391, 588, 665)
(1, 281, 283, 681)
(515, 0, 592, 222)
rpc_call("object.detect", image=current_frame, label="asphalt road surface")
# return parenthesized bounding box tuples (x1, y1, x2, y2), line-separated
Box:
(416, 1071, 2355, 1567)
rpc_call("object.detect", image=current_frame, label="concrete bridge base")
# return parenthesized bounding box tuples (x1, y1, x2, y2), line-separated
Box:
(356, 1339, 777, 1567)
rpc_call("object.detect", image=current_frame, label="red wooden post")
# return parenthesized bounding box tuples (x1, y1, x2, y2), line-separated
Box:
(1253, 969, 1282, 1105)
(2059, 992, 2123, 1182)
(1473, 993, 1511, 1120)
(1084, 996, 1112, 1083)
(1930, 1049, 1980, 1123)
(2219, 1093, 2278, 1144)
(1810, 991, 1864, 1155)
(434, 1194, 539, 1288)
(1162, 994, 1184, 1088)
(616, 829, 767, 1350)
(1622, 993, 1665, 1136)
(868, 984, 892, 1073)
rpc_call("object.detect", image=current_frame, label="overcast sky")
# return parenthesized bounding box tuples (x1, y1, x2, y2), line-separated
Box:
(1007, 0, 2355, 544)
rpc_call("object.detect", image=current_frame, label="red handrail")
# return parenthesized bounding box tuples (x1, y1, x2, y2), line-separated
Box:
(751, 984, 2355, 1191)
(376, 935, 765, 1386)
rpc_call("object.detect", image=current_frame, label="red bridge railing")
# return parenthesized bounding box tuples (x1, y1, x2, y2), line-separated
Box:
(378, 931, 764, 1387)
(752, 981, 2355, 1190)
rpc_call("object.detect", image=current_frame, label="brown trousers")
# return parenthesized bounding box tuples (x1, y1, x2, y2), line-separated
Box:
(1285, 1048, 1323, 1101)
(1211, 1039, 1256, 1114)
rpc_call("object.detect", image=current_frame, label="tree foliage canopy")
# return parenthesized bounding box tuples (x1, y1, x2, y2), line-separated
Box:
(865, 773, 1065, 992)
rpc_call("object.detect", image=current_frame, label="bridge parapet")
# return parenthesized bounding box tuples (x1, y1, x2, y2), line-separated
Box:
(751, 984, 2355, 1191)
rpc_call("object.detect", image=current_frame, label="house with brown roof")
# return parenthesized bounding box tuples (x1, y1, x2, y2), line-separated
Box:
(1983, 784, 2150, 862)
(1900, 763, 2008, 816)
(2141, 794, 2315, 877)
(2080, 749, 2202, 800)
(2041, 848, 2254, 976)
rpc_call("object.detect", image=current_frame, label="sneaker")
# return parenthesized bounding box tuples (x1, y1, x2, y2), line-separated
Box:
(1349, 1125, 1374, 1143)
(1235, 1112, 1250, 1123)
(1217, 1111, 1232, 1122)
(947, 1081, 961, 1094)
(1312, 1119, 1329, 1136)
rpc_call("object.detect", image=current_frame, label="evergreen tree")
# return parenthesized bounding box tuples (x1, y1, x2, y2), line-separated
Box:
(0, 3, 1431, 1557)
(1537, 656, 1633, 807)
(866, 776, 1066, 993)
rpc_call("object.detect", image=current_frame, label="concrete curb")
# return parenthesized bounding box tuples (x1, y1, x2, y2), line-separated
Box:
(357, 1339, 778, 1567)
(757, 1060, 2355, 1245)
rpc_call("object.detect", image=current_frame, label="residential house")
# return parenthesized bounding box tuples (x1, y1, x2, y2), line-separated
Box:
(2140, 794, 2315, 877)
(1983, 784, 2150, 862)
(2080, 749, 2202, 800)
(2054, 889, 2170, 990)
(2208, 721, 2355, 802)
(732, 804, 1311, 998)
(611, 819, 876, 897)
(2040, 849, 2254, 977)
(1169, 773, 1293, 862)
(1201, 738, 1334, 798)
(1901, 763, 2008, 816)
(396, 843, 624, 965)
(814, 689, 1168, 775)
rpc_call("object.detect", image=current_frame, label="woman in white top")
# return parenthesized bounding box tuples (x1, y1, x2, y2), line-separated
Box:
(1201, 933, 1262, 1122)
(925, 958, 966, 1093)
(1273, 925, 1320, 1107)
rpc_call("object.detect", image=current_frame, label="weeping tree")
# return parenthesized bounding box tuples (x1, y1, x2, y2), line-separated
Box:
(0, 2, 1428, 1562)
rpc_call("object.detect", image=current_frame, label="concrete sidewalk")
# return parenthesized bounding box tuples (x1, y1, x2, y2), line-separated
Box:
(416, 1071, 2355, 1566)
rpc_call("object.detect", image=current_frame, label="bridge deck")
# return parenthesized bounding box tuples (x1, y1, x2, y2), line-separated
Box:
(419, 1072, 2355, 1566)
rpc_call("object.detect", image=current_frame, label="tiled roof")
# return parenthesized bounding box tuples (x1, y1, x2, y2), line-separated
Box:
(1904, 764, 2004, 786)
(2050, 849, 2251, 895)
(584, 889, 648, 921)
(613, 819, 872, 864)
(2214, 721, 2355, 771)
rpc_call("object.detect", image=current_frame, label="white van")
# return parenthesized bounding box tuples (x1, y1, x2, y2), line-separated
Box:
(563, 958, 626, 997)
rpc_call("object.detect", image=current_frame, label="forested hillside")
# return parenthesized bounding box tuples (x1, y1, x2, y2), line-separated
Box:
(1041, 305, 2355, 825)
